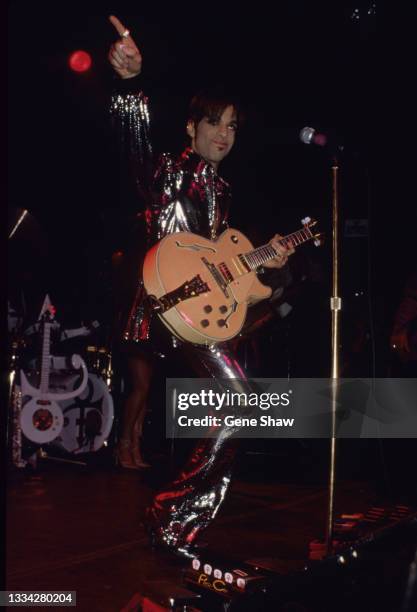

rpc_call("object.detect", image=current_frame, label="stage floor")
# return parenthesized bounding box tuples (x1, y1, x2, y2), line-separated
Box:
(6, 448, 416, 611)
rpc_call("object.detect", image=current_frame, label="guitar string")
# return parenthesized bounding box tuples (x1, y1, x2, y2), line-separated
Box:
(241, 227, 314, 271)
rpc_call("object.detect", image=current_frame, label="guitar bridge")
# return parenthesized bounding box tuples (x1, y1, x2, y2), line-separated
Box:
(148, 275, 210, 313)
(201, 257, 229, 298)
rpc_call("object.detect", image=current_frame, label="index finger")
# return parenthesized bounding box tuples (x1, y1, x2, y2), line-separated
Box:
(109, 15, 131, 39)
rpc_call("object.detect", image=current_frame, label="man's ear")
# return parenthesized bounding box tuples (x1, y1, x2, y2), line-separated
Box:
(186, 121, 195, 139)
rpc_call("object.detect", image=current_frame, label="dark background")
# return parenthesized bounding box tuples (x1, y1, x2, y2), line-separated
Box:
(7, 1, 410, 376)
(7, 0, 417, 534)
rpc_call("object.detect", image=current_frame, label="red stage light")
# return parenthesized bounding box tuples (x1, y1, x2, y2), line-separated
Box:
(69, 50, 92, 73)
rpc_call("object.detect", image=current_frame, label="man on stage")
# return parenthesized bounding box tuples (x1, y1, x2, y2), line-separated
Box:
(108, 14, 293, 558)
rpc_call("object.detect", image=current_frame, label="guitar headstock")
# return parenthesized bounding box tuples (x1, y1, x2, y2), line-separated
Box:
(301, 217, 324, 247)
(38, 294, 56, 322)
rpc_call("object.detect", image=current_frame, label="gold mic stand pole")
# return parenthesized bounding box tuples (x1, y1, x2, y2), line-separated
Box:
(326, 156, 342, 555)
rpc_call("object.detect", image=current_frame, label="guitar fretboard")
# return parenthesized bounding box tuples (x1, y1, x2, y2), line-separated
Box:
(40, 322, 51, 395)
(242, 226, 314, 271)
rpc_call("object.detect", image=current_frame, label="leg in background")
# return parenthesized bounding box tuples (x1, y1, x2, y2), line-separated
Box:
(117, 349, 153, 469)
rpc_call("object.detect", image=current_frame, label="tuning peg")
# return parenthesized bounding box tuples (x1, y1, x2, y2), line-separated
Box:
(301, 217, 317, 227)
(313, 232, 324, 247)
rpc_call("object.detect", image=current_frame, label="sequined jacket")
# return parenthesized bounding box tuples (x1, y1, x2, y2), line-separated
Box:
(110, 90, 232, 342)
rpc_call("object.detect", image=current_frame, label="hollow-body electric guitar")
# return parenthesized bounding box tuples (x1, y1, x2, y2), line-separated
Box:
(143, 217, 322, 345)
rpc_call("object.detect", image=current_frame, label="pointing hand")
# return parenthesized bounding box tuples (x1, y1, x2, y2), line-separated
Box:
(108, 15, 142, 79)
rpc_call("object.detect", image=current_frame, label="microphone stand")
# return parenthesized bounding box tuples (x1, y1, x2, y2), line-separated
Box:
(325, 153, 342, 555)
(7, 209, 30, 467)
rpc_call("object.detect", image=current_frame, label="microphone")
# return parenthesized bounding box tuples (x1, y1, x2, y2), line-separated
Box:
(299, 127, 328, 147)
(300, 126, 348, 156)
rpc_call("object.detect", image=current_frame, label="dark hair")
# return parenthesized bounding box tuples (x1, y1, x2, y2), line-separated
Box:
(187, 87, 244, 129)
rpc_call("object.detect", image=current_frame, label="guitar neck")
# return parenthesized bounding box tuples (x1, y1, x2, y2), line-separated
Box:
(40, 322, 51, 395)
(241, 226, 314, 271)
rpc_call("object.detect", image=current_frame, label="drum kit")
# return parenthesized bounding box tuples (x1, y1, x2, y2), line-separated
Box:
(7, 208, 116, 468)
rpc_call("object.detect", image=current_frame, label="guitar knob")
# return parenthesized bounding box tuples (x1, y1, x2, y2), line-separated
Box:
(217, 319, 226, 327)
(219, 305, 227, 314)
(231, 235, 239, 244)
(200, 319, 210, 328)
(204, 305, 213, 313)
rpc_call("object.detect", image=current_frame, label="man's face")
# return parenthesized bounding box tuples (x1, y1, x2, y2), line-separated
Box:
(188, 105, 237, 170)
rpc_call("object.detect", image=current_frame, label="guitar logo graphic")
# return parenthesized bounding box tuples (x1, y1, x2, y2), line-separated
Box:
(20, 295, 88, 444)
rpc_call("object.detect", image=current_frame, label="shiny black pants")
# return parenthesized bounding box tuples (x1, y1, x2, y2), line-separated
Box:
(148, 338, 255, 557)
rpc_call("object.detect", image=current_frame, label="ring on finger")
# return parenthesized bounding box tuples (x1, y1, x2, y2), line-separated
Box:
(121, 29, 130, 38)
